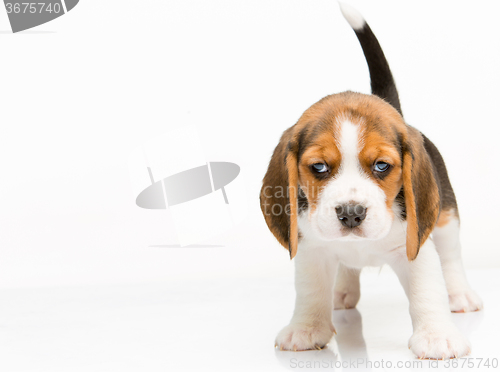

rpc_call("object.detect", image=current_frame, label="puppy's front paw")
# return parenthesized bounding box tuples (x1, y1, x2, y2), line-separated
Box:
(448, 288, 483, 313)
(409, 324, 471, 360)
(275, 322, 336, 351)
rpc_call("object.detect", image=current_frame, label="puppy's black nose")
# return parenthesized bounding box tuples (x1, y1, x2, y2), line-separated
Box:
(335, 204, 367, 228)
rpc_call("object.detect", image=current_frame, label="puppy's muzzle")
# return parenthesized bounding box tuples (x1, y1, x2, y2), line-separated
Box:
(335, 203, 367, 228)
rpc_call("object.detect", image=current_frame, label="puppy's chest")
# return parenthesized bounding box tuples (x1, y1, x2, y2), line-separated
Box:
(334, 246, 388, 268)
(333, 220, 407, 268)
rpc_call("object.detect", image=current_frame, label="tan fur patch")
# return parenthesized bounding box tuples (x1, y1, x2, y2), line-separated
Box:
(298, 132, 342, 214)
(436, 209, 458, 228)
(287, 152, 299, 259)
(359, 130, 403, 211)
(402, 151, 419, 260)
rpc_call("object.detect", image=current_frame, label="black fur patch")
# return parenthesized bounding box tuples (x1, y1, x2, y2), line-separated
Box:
(298, 186, 309, 214)
(353, 24, 403, 115)
(422, 134, 458, 214)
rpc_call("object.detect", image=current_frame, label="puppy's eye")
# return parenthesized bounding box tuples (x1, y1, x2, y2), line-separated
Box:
(373, 161, 390, 173)
(311, 163, 329, 173)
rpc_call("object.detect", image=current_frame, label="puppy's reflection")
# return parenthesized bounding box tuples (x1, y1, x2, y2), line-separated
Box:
(275, 309, 368, 371)
(452, 308, 484, 338)
(274, 307, 483, 370)
(274, 343, 339, 371)
(334, 308, 369, 367)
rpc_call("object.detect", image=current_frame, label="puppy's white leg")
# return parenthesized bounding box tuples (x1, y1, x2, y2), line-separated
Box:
(333, 263, 361, 310)
(433, 213, 483, 312)
(390, 239, 470, 359)
(276, 247, 337, 351)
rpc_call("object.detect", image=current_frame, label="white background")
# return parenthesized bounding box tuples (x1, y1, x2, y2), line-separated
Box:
(0, 1, 499, 371)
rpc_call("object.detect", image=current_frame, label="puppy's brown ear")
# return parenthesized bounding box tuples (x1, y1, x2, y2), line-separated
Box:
(402, 127, 440, 260)
(260, 128, 300, 259)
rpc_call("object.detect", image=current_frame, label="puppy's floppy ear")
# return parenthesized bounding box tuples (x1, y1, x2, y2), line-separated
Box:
(402, 127, 440, 260)
(260, 128, 300, 259)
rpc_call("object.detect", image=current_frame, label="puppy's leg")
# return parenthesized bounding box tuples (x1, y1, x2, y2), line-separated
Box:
(275, 247, 337, 351)
(333, 263, 361, 310)
(433, 211, 483, 312)
(390, 240, 470, 359)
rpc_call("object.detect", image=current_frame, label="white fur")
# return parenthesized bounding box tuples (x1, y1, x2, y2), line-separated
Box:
(388, 239, 471, 359)
(275, 245, 338, 351)
(339, 3, 366, 31)
(307, 119, 393, 241)
(333, 263, 361, 309)
(433, 214, 483, 312)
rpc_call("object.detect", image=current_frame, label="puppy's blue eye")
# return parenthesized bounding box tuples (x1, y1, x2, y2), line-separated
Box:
(311, 163, 328, 173)
(373, 161, 390, 172)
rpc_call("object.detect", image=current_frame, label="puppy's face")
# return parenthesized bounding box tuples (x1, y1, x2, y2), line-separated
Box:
(261, 91, 440, 260)
(299, 110, 403, 241)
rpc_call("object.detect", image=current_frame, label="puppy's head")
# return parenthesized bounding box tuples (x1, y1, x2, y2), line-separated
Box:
(260, 92, 440, 260)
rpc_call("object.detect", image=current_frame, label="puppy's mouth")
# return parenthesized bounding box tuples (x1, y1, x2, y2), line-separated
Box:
(315, 224, 367, 241)
(338, 227, 366, 240)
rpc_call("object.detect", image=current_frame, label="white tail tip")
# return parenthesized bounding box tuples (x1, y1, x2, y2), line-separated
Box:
(339, 2, 366, 31)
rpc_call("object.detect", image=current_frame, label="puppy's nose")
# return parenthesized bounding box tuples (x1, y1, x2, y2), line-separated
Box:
(335, 203, 367, 228)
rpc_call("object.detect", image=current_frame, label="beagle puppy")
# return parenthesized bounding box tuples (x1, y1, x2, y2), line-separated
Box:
(260, 4, 483, 359)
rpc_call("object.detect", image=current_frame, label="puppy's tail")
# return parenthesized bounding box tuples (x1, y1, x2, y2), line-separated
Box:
(339, 3, 403, 116)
